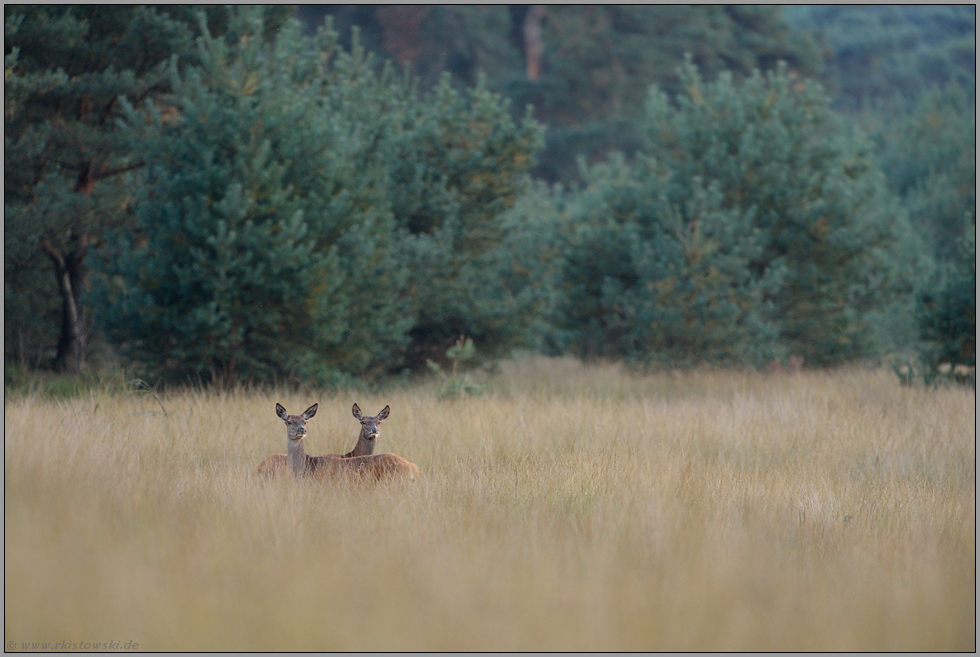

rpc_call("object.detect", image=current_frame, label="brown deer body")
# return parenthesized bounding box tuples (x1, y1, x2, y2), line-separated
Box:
(256, 403, 418, 481)
(256, 403, 388, 475)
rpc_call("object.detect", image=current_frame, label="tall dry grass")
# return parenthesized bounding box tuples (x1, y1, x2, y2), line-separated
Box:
(4, 358, 975, 650)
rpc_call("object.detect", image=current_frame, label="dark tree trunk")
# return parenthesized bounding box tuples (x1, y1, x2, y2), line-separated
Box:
(42, 235, 89, 374)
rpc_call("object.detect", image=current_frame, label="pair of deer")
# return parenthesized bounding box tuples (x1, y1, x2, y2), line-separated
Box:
(256, 402, 419, 481)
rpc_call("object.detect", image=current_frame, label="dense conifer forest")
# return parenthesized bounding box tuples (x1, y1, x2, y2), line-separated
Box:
(4, 5, 974, 386)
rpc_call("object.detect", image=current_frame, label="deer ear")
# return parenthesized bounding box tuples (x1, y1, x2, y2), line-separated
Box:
(303, 403, 318, 419)
(276, 403, 287, 420)
(352, 403, 363, 421)
(377, 405, 390, 422)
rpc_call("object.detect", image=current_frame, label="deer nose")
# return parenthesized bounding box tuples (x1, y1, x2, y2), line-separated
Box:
(297, 427, 307, 436)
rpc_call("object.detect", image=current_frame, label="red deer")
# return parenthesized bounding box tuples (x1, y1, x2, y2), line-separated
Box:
(256, 403, 418, 481)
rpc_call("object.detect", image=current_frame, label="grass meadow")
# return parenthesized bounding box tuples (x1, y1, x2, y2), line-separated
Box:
(4, 357, 976, 651)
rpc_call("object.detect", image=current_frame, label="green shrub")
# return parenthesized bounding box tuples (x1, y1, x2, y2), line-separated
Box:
(94, 9, 546, 385)
(915, 217, 975, 386)
(95, 12, 411, 384)
(554, 60, 925, 366)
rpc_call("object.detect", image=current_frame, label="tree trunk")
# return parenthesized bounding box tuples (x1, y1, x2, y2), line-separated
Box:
(524, 5, 545, 81)
(42, 236, 89, 374)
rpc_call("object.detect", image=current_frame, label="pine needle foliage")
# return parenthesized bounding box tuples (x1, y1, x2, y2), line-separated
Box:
(95, 9, 545, 385)
(553, 61, 925, 366)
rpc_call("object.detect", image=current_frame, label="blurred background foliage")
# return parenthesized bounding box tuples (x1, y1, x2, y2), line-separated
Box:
(5, 5, 974, 386)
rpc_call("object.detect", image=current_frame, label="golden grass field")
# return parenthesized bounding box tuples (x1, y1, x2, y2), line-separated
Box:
(4, 357, 976, 651)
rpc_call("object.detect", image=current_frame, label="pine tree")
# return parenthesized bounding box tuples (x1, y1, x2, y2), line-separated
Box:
(915, 216, 975, 384)
(641, 61, 924, 364)
(96, 11, 413, 384)
(299, 6, 824, 186)
(97, 10, 547, 383)
(553, 61, 925, 367)
(875, 83, 976, 259)
(387, 73, 546, 368)
(784, 5, 975, 112)
(553, 154, 780, 365)
(3, 6, 198, 372)
(3, 6, 299, 374)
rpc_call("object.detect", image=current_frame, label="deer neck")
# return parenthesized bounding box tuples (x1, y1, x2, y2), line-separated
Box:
(345, 431, 376, 457)
(287, 437, 309, 478)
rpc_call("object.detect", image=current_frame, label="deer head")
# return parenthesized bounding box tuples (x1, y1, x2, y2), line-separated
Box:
(352, 403, 389, 445)
(276, 402, 318, 442)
